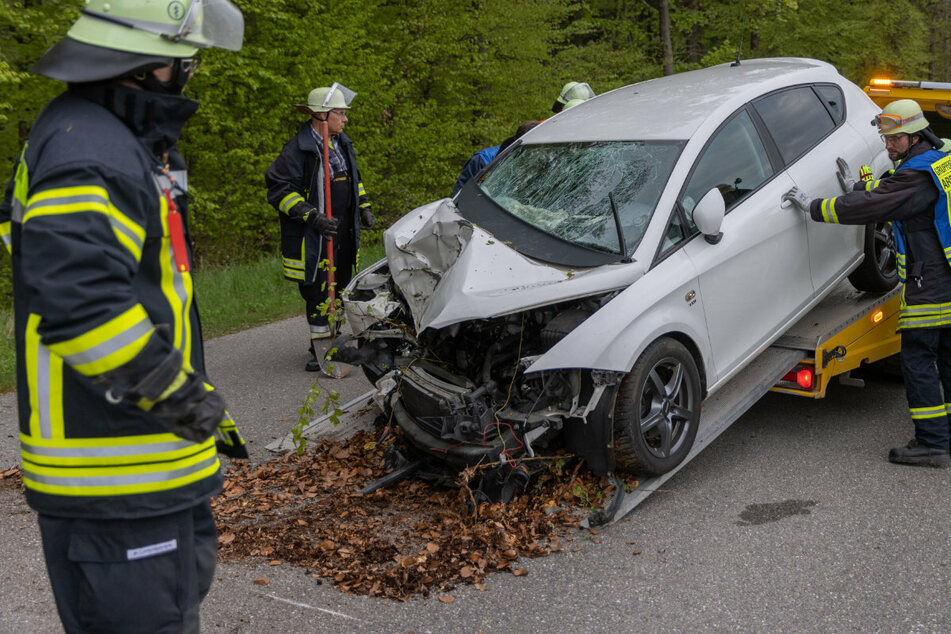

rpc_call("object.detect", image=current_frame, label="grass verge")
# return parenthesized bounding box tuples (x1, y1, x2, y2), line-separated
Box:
(0, 242, 387, 393)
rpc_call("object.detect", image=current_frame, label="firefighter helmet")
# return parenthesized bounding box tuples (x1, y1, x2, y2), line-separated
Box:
(294, 83, 357, 116)
(32, 0, 243, 83)
(874, 99, 930, 136)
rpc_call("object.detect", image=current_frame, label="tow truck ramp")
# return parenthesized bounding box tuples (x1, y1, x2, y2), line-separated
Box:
(587, 346, 803, 527)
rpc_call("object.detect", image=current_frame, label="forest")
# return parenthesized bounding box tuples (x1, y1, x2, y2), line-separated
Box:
(1, 0, 950, 302)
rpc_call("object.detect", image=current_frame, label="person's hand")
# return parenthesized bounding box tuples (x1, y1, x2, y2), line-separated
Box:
(835, 157, 855, 194)
(360, 208, 375, 229)
(782, 187, 813, 213)
(859, 165, 874, 182)
(150, 373, 225, 444)
(305, 211, 338, 238)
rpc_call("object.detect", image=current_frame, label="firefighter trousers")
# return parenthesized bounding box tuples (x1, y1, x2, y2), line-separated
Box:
(38, 501, 217, 634)
(900, 327, 951, 450)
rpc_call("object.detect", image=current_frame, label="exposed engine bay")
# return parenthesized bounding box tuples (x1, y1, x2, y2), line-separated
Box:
(331, 261, 624, 502)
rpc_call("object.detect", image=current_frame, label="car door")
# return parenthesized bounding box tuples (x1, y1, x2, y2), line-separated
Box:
(752, 84, 865, 292)
(679, 108, 813, 382)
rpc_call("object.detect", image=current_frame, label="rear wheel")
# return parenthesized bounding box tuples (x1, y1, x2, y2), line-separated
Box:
(613, 338, 701, 475)
(848, 222, 898, 293)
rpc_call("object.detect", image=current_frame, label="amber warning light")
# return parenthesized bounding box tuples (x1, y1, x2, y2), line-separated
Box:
(870, 78, 892, 87)
(871, 308, 884, 324)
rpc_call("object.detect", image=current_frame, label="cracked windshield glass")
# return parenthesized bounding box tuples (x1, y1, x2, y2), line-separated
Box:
(479, 141, 682, 254)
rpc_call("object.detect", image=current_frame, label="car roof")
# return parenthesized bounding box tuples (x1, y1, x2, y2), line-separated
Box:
(525, 57, 842, 143)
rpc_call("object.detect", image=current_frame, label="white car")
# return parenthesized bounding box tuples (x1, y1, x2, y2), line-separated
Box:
(335, 58, 895, 488)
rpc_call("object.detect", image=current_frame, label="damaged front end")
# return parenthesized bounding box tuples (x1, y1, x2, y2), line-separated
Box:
(333, 267, 623, 502)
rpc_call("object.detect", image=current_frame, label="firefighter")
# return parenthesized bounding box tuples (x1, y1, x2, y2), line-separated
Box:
(0, 0, 247, 629)
(784, 99, 951, 468)
(551, 81, 595, 113)
(265, 84, 374, 371)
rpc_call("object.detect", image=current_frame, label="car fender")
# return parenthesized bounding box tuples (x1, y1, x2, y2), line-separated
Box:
(526, 249, 714, 382)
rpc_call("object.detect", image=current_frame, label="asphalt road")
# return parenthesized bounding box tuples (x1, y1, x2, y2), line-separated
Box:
(2, 316, 950, 633)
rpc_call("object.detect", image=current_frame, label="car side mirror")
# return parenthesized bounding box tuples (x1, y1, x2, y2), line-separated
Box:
(694, 187, 725, 245)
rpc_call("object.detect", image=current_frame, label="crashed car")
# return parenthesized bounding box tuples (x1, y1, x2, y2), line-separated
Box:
(333, 58, 895, 495)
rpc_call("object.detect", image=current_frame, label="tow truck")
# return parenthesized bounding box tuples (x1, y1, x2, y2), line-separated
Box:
(864, 77, 951, 139)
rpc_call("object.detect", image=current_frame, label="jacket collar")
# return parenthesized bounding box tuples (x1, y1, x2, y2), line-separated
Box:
(68, 81, 199, 157)
(296, 120, 350, 153)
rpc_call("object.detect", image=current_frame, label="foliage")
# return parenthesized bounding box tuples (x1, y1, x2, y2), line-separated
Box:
(1, 0, 949, 308)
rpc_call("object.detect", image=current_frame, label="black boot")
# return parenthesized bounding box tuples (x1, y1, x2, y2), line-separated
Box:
(305, 341, 321, 372)
(888, 438, 950, 468)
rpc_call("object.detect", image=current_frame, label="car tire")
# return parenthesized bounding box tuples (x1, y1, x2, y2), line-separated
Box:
(848, 222, 898, 293)
(613, 337, 701, 475)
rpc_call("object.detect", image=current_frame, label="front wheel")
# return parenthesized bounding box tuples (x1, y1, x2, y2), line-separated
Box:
(613, 338, 701, 475)
(848, 222, 898, 293)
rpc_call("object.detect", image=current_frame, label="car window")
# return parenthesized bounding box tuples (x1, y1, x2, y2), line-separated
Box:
(753, 86, 835, 164)
(479, 141, 682, 256)
(679, 110, 774, 228)
(815, 84, 845, 123)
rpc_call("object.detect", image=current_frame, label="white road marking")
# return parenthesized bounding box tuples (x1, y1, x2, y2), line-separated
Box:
(263, 593, 365, 622)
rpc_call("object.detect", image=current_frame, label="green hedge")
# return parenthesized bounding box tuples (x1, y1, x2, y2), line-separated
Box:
(1, 0, 945, 310)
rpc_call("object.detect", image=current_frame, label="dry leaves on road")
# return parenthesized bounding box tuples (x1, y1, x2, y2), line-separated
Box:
(213, 431, 614, 601)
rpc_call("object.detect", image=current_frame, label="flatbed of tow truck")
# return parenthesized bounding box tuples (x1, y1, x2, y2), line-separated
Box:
(268, 281, 902, 525)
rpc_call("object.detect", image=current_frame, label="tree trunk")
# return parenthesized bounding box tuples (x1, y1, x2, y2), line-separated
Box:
(657, 0, 674, 75)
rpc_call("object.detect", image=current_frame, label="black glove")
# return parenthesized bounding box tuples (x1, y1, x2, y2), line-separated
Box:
(216, 418, 250, 459)
(360, 207, 375, 229)
(288, 201, 316, 222)
(306, 211, 338, 238)
(151, 373, 226, 444)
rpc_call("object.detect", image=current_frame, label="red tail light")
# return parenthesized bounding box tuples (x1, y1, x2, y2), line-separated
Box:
(780, 365, 815, 390)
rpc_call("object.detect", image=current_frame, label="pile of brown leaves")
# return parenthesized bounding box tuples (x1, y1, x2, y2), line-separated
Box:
(213, 431, 615, 600)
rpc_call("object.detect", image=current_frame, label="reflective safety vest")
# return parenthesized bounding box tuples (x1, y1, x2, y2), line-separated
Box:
(3, 83, 228, 519)
(891, 149, 951, 283)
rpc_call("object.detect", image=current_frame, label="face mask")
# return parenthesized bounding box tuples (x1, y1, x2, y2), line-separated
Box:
(134, 57, 198, 95)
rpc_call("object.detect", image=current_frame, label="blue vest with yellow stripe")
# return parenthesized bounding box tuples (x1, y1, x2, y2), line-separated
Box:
(891, 149, 951, 283)
(5, 83, 226, 519)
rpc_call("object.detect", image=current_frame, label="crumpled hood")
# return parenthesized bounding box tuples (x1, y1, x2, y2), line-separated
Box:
(384, 199, 646, 332)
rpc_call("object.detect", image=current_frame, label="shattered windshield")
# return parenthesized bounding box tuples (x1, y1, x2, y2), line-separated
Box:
(478, 141, 682, 255)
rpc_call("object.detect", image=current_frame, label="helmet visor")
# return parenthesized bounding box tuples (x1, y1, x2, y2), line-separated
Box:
(185, 0, 244, 51)
(874, 111, 923, 133)
(323, 82, 357, 109)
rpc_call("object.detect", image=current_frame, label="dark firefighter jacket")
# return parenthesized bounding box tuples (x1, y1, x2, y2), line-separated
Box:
(264, 122, 369, 284)
(0, 82, 241, 519)
(808, 141, 951, 329)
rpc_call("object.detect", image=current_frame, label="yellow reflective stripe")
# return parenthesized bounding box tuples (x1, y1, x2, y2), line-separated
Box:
(901, 301, 951, 315)
(899, 315, 951, 329)
(25, 314, 65, 439)
(284, 268, 305, 280)
(21, 433, 212, 467)
(23, 185, 145, 260)
(158, 195, 195, 373)
(820, 198, 839, 223)
(282, 256, 304, 269)
(910, 405, 946, 420)
(358, 182, 367, 197)
(0, 221, 10, 254)
(22, 451, 219, 497)
(12, 143, 29, 220)
(280, 192, 304, 214)
(46, 305, 154, 376)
